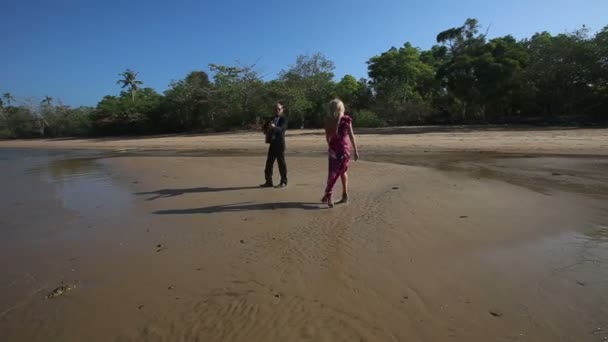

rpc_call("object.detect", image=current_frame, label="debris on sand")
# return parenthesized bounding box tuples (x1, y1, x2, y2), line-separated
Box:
(460, 216, 468, 219)
(392, 187, 400, 190)
(489, 310, 503, 317)
(240, 239, 246, 244)
(46, 285, 73, 299)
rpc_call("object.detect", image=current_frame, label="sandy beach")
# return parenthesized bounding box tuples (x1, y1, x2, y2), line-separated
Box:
(1, 126, 607, 155)
(0, 126, 607, 341)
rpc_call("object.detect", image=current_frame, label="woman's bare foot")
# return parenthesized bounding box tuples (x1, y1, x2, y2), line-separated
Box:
(336, 193, 349, 205)
(321, 194, 334, 208)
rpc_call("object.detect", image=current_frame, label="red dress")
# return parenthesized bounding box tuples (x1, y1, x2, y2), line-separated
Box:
(324, 115, 352, 196)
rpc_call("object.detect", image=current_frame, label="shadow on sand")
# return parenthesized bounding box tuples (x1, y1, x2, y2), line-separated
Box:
(136, 186, 260, 201)
(153, 202, 323, 215)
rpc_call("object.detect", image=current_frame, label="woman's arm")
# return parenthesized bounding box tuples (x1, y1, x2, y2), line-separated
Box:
(323, 119, 331, 145)
(348, 124, 359, 161)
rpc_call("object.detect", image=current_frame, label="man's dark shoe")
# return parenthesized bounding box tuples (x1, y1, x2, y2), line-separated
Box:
(260, 182, 274, 188)
(275, 182, 287, 188)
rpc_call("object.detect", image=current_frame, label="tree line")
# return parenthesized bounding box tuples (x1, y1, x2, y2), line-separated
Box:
(1, 19, 607, 138)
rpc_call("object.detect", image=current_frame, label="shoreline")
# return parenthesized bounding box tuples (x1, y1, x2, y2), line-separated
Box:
(1, 126, 607, 156)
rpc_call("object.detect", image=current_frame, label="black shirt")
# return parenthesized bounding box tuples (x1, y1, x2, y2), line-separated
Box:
(269, 116, 287, 145)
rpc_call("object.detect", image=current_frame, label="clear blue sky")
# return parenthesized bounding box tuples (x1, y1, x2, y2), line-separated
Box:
(2, 0, 607, 107)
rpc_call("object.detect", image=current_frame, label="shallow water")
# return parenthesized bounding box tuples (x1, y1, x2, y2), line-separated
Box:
(0, 148, 136, 325)
(1, 148, 132, 225)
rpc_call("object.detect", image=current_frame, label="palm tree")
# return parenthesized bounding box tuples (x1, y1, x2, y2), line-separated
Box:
(2, 93, 15, 106)
(36, 96, 53, 137)
(42, 95, 53, 106)
(117, 69, 143, 103)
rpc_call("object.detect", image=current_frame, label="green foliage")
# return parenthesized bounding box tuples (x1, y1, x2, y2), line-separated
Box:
(93, 87, 162, 135)
(43, 105, 94, 136)
(161, 71, 212, 132)
(0, 106, 38, 138)
(368, 19, 607, 125)
(3, 19, 607, 138)
(277, 53, 336, 128)
(591, 26, 608, 118)
(368, 43, 436, 124)
(336, 75, 361, 111)
(353, 110, 385, 128)
(523, 28, 600, 118)
(208, 63, 267, 130)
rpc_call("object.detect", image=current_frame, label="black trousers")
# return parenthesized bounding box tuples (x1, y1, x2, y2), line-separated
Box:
(264, 143, 287, 184)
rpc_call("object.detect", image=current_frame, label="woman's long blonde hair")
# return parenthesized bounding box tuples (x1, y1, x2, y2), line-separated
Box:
(325, 99, 345, 135)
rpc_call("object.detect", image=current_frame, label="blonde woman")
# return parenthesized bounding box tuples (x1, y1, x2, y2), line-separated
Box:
(321, 99, 359, 207)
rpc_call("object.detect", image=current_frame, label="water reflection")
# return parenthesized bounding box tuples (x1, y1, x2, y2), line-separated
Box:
(12, 149, 132, 219)
(483, 226, 608, 293)
(39, 157, 109, 183)
(50, 158, 130, 218)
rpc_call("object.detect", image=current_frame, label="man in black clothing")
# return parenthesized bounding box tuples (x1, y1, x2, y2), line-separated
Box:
(261, 103, 288, 188)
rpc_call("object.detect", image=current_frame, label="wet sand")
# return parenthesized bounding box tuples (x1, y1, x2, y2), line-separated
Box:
(0, 127, 607, 341)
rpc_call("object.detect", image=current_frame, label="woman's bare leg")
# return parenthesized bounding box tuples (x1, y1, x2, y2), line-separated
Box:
(338, 172, 349, 203)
